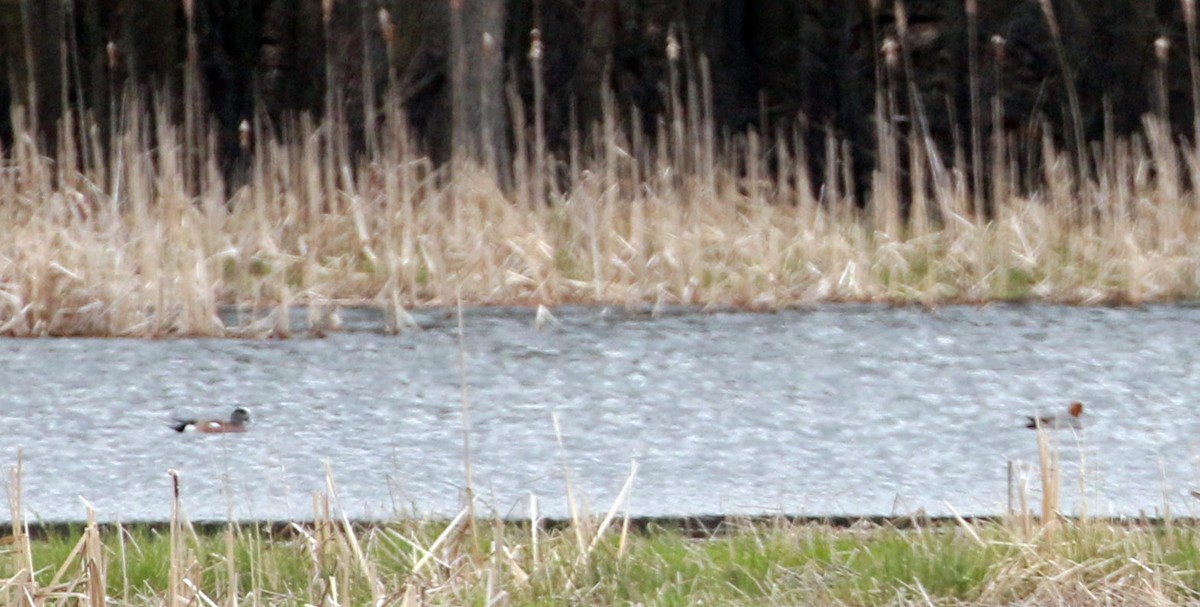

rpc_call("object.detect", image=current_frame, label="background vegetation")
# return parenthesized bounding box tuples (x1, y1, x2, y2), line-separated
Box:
(1, 1, 1200, 337)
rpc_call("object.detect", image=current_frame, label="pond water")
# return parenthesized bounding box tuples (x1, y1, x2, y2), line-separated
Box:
(2, 304, 1200, 523)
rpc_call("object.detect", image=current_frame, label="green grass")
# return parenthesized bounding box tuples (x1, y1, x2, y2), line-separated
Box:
(11, 518, 1200, 605)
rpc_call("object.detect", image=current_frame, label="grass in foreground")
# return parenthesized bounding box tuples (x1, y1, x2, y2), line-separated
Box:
(9, 515, 1200, 606)
(3, 432, 1193, 606)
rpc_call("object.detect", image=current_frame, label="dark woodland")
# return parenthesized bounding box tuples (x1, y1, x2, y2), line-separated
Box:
(0, 1, 1187, 187)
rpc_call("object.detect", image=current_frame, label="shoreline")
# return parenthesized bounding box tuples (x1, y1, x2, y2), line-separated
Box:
(2, 513, 1183, 538)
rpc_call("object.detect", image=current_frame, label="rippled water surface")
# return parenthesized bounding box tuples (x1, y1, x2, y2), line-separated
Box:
(4, 304, 1200, 522)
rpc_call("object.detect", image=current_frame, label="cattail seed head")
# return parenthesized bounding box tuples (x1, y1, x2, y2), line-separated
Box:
(895, 1, 909, 37)
(238, 119, 251, 150)
(322, 0, 333, 25)
(1187, 0, 1197, 29)
(882, 37, 900, 69)
(379, 8, 394, 48)
(528, 29, 543, 62)
(181, 0, 193, 22)
(1156, 36, 1171, 62)
(991, 34, 1006, 62)
(666, 33, 680, 62)
(106, 41, 118, 70)
(965, 0, 977, 17)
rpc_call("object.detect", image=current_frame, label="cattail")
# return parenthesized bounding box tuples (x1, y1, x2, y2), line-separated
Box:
(991, 35, 1006, 63)
(483, 31, 495, 53)
(1184, 0, 1200, 145)
(322, 0, 333, 25)
(965, 0, 977, 16)
(378, 8, 394, 48)
(106, 41, 117, 71)
(882, 37, 900, 69)
(1038, 0, 1060, 37)
(895, 1, 909, 37)
(238, 119, 251, 151)
(1155, 37, 1172, 120)
(528, 28, 542, 62)
(666, 32, 680, 62)
(1156, 36, 1171, 62)
(181, 0, 193, 22)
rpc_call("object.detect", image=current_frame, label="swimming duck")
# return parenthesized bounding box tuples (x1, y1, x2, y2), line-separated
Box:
(1025, 401, 1083, 430)
(170, 408, 251, 433)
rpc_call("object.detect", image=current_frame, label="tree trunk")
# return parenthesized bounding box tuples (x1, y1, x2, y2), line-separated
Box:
(449, 0, 507, 172)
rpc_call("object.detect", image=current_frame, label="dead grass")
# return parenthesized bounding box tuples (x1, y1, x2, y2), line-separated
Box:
(5, 454, 1200, 607)
(5, 7, 1200, 337)
(3, 97, 1200, 338)
(2, 2, 1200, 338)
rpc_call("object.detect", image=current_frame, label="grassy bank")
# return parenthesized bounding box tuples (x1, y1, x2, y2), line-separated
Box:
(8, 509, 1200, 605)
(1, 446, 1197, 607)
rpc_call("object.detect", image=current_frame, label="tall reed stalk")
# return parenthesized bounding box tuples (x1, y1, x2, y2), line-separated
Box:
(1035, 429, 1061, 526)
(4, 13, 1200, 337)
(1186, 0, 1200, 144)
(966, 0, 983, 215)
(5, 456, 35, 606)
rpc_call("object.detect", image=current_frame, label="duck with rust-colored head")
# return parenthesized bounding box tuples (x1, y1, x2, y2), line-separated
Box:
(1025, 401, 1083, 430)
(170, 408, 251, 433)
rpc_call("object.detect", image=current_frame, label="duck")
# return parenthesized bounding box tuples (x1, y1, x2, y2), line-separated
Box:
(1025, 401, 1083, 430)
(170, 407, 251, 433)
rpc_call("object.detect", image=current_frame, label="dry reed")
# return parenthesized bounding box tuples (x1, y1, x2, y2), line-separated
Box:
(1, 24, 1200, 337)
